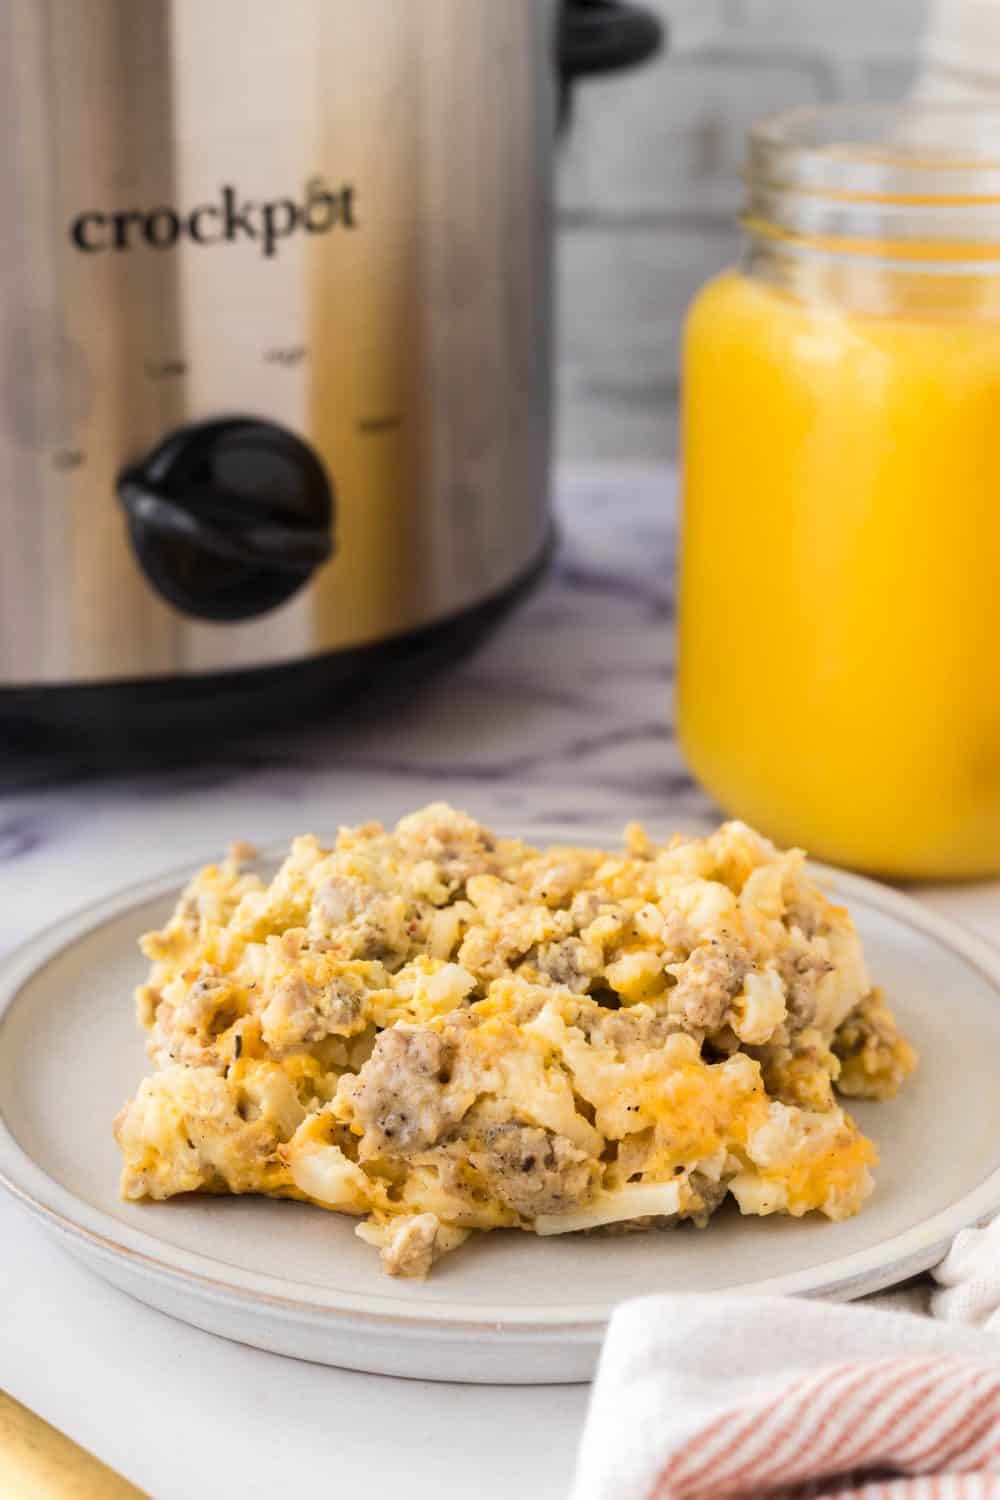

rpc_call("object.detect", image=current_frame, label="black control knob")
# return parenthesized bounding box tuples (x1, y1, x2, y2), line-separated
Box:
(118, 417, 335, 622)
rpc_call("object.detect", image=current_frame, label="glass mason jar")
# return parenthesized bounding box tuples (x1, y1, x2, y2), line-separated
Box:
(678, 105, 1000, 880)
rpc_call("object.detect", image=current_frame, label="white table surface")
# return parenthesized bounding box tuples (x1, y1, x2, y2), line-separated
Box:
(1, 466, 997, 1500)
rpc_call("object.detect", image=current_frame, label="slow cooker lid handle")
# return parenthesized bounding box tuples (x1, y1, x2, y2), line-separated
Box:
(559, 0, 664, 80)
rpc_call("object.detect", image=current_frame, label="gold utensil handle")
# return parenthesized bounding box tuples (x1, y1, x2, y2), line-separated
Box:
(0, 1391, 151, 1499)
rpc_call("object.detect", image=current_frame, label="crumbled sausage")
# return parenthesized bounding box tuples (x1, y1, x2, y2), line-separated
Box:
(187, 973, 238, 1030)
(687, 1172, 729, 1223)
(777, 949, 834, 1030)
(348, 1027, 455, 1155)
(261, 971, 365, 1049)
(669, 939, 750, 1031)
(469, 1124, 595, 1217)
(533, 938, 602, 993)
(574, 1003, 681, 1051)
(833, 990, 917, 1099)
(394, 805, 499, 892)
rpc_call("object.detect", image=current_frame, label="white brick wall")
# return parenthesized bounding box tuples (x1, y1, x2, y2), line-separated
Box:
(556, 0, 931, 459)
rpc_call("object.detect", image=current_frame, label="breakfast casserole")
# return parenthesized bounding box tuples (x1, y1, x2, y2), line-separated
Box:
(115, 805, 917, 1278)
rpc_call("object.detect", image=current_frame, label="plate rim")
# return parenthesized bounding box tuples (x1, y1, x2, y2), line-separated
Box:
(2, 831, 999, 1336)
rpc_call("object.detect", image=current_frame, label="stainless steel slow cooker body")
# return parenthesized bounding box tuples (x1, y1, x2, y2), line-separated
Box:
(0, 0, 659, 712)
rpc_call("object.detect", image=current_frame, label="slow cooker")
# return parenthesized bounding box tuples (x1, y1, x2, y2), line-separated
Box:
(0, 0, 660, 747)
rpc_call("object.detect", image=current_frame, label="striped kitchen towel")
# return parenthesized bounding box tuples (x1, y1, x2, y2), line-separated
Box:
(571, 1295, 1000, 1500)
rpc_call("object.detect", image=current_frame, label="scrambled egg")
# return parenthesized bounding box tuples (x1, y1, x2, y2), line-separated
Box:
(115, 804, 917, 1278)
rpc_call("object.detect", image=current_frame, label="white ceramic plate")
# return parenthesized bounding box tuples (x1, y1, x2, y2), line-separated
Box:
(2, 832, 1000, 1384)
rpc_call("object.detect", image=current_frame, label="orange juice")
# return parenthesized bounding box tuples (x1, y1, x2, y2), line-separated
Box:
(678, 106, 1000, 878)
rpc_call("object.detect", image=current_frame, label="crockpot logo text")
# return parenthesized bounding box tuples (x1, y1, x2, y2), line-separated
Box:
(68, 178, 357, 259)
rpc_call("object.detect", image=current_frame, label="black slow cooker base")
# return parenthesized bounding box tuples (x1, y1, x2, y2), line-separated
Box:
(0, 536, 554, 786)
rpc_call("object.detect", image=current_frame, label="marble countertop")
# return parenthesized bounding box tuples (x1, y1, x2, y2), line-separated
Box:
(1, 465, 997, 1500)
